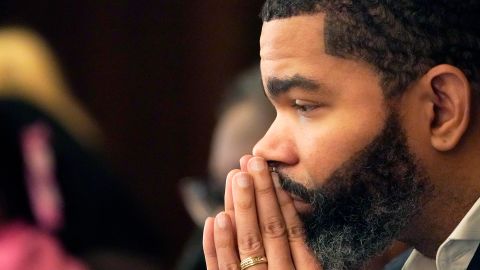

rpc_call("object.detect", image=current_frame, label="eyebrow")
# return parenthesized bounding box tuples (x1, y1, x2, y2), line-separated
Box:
(266, 74, 323, 97)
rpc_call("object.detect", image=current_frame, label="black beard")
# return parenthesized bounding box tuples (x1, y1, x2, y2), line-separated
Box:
(277, 113, 430, 270)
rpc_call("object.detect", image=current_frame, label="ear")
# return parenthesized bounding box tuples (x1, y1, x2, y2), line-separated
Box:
(424, 64, 471, 151)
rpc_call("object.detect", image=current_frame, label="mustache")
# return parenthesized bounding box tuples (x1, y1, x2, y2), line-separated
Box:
(276, 172, 315, 203)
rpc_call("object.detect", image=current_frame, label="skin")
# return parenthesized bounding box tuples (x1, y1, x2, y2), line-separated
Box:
(203, 13, 480, 269)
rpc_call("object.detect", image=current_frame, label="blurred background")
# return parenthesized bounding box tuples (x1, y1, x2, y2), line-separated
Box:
(0, 0, 265, 269)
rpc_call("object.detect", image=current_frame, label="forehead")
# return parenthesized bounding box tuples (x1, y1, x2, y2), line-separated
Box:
(259, 13, 386, 112)
(260, 14, 326, 61)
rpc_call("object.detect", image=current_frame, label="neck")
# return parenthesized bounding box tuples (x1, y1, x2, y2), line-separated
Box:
(402, 117, 480, 257)
(400, 178, 480, 258)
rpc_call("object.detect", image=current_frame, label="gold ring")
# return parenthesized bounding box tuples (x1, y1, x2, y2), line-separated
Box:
(240, 256, 268, 270)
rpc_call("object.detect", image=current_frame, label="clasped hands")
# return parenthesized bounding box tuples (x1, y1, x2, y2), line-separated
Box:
(203, 155, 323, 270)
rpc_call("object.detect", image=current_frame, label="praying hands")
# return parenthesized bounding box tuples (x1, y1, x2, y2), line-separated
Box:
(202, 155, 323, 270)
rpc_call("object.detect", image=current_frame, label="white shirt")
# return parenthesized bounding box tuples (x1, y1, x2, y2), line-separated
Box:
(402, 197, 480, 270)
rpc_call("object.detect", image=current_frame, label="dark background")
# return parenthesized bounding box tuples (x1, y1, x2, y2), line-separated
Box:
(0, 0, 265, 268)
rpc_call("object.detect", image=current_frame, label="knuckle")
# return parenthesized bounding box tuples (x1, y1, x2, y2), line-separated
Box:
(236, 196, 253, 210)
(239, 232, 263, 254)
(216, 236, 235, 249)
(203, 248, 217, 259)
(287, 224, 306, 243)
(262, 216, 286, 238)
(255, 185, 275, 197)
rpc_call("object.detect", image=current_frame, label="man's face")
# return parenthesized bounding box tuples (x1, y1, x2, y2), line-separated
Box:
(255, 14, 429, 269)
(256, 14, 388, 202)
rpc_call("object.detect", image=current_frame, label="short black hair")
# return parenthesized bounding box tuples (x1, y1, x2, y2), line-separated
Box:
(261, 0, 480, 98)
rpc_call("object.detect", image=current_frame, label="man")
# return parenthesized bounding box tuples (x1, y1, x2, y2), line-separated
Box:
(203, 1, 480, 270)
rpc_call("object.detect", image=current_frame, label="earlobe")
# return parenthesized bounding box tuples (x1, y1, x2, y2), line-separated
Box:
(427, 65, 471, 151)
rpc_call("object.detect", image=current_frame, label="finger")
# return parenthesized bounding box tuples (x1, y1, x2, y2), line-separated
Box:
(247, 157, 294, 269)
(240, 155, 253, 172)
(203, 217, 219, 270)
(225, 169, 240, 234)
(272, 173, 322, 269)
(214, 212, 240, 270)
(232, 172, 267, 270)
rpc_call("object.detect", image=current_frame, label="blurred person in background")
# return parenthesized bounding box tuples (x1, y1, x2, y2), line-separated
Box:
(0, 27, 164, 270)
(0, 27, 102, 149)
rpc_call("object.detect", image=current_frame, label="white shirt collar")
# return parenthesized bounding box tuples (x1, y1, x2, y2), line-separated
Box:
(402, 197, 480, 270)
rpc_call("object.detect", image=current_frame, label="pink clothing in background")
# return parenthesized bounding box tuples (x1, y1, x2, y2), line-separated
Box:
(21, 122, 64, 233)
(0, 222, 88, 270)
(0, 122, 90, 270)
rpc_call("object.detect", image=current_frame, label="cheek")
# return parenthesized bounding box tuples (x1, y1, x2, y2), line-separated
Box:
(295, 130, 364, 185)
(294, 112, 385, 186)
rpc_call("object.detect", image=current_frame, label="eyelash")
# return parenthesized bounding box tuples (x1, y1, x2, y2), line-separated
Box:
(291, 102, 319, 113)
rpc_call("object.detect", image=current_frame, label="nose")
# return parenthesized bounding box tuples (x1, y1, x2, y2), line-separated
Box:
(252, 118, 298, 166)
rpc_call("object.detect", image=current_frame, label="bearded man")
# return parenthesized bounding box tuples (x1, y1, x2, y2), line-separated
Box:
(202, 1, 480, 269)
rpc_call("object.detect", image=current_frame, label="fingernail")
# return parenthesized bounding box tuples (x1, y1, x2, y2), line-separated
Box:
(205, 217, 212, 225)
(249, 158, 265, 172)
(216, 212, 227, 229)
(237, 174, 250, 188)
(227, 170, 237, 179)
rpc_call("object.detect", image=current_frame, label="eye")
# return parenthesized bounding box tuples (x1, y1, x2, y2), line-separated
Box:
(292, 100, 319, 113)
